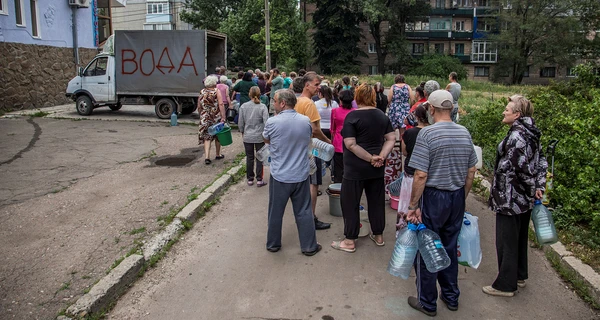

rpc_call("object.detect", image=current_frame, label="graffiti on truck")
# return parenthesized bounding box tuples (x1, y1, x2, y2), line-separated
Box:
(121, 47, 199, 76)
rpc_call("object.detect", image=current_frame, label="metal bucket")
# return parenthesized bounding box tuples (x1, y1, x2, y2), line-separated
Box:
(326, 187, 342, 217)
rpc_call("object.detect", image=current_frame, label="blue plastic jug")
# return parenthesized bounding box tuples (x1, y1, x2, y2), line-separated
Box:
(170, 110, 177, 126)
(417, 224, 451, 273)
(208, 122, 225, 136)
(388, 223, 419, 279)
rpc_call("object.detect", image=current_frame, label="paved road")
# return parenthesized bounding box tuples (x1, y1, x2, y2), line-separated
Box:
(0, 108, 244, 320)
(108, 170, 598, 320)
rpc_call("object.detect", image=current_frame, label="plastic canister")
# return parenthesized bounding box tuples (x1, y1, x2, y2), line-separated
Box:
(473, 145, 483, 169)
(358, 205, 370, 237)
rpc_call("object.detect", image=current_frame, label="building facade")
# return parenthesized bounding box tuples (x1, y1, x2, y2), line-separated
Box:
(0, 0, 125, 111)
(111, 0, 192, 31)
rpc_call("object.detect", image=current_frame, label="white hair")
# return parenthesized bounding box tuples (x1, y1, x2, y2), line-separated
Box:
(219, 75, 228, 84)
(204, 75, 218, 88)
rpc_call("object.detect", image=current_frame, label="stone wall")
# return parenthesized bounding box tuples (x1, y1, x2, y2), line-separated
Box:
(0, 43, 98, 113)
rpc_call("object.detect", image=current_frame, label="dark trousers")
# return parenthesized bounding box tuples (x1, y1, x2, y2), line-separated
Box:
(266, 177, 318, 252)
(243, 142, 265, 181)
(340, 177, 385, 240)
(415, 187, 465, 312)
(333, 152, 344, 183)
(492, 210, 531, 292)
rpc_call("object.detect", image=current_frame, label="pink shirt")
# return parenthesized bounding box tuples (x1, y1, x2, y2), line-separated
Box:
(330, 107, 354, 153)
(216, 83, 230, 105)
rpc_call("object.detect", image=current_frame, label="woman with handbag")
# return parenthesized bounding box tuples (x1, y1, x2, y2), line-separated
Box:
(238, 86, 269, 187)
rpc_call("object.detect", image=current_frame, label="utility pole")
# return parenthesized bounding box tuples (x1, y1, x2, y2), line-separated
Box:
(265, 0, 271, 71)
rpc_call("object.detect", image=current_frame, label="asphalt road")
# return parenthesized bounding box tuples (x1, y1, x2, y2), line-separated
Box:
(108, 170, 598, 320)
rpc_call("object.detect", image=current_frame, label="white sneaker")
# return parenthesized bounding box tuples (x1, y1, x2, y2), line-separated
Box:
(482, 286, 515, 297)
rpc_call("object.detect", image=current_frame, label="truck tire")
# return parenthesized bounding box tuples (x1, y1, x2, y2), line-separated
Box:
(181, 103, 196, 115)
(155, 98, 175, 119)
(109, 103, 122, 111)
(76, 95, 94, 116)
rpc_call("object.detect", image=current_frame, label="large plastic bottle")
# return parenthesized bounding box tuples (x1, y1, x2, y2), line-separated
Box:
(417, 225, 451, 273)
(531, 200, 558, 245)
(457, 212, 482, 269)
(311, 138, 335, 161)
(208, 122, 228, 136)
(388, 223, 419, 279)
(170, 110, 178, 126)
(256, 144, 271, 166)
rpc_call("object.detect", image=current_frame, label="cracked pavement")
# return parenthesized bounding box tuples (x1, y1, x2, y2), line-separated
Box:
(0, 111, 244, 320)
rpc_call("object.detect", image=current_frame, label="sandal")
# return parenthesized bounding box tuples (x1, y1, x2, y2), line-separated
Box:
(256, 180, 267, 187)
(247, 180, 254, 186)
(215, 154, 225, 160)
(331, 240, 356, 253)
(369, 234, 385, 246)
(204, 159, 212, 165)
(317, 190, 322, 196)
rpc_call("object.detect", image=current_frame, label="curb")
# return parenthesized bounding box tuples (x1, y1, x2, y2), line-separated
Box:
(62, 160, 246, 319)
(475, 172, 600, 306)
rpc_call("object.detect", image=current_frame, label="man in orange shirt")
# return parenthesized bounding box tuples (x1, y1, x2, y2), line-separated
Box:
(296, 72, 332, 230)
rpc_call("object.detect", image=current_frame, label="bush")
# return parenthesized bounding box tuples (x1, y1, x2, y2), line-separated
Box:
(462, 68, 600, 232)
(408, 54, 468, 80)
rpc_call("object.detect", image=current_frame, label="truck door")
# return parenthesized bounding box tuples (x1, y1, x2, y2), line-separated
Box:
(81, 57, 110, 103)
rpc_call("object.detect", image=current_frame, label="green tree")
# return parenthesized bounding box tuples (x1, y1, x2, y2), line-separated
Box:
(358, 0, 430, 75)
(181, 0, 243, 30)
(490, 0, 591, 84)
(312, 0, 364, 74)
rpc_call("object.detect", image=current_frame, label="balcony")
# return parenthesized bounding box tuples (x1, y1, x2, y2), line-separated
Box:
(452, 31, 473, 40)
(451, 54, 471, 63)
(146, 13, 173, 24)
(430, 7, 474, 17)
(405, 31, 473, 40)
(405, 31, 430, 39)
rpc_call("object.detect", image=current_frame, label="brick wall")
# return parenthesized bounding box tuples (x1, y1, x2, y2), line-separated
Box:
(0, 43, 98, 113)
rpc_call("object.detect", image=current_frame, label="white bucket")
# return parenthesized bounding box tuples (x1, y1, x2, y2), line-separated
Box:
(474, 145, 483, 169)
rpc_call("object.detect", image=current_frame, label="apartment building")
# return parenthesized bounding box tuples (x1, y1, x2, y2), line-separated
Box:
(111, 0, 192, 31)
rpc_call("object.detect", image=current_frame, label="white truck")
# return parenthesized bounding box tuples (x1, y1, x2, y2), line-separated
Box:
(66, 30, 227, 119)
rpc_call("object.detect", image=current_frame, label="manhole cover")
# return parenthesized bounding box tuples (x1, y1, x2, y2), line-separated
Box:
(153, 156, 196, 167)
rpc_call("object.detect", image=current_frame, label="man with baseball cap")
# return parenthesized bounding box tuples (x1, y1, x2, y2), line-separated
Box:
(405, 89, 478, 316)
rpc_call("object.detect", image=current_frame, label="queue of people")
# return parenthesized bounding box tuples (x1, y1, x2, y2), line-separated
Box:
(196, 68, 547, 316)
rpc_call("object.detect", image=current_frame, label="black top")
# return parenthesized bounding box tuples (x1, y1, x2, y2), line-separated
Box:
(376, 92, 388, 113)
(402, 127, 422, 176)
(341, 108, 394, 180)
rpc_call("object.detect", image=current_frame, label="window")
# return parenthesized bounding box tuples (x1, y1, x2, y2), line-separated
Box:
(30, 0, 39, 38)
(474, 66, 489, 77)
(143, 23, 172, 30)
(523, 66, 530, 77)
(83, 57, 108, 77)
(430, 18, 451, 30)
(478, 0, 489, 6)
(435, 0, 444, 8)
(413, 43, 425, 55)
(540, 67, 556, 78)
(369, 65, 379, 75)
(14, 0, 24, 26)
(455, 21, 465, 31)
(147, 2, 169, 14)
(435, 43, 445, 54)
(455, 43, 465, 55)
(471, 41, 497, 62)
(368, 43, 376, 54)
(0, 0, 8, 15)
(456, 0, 471, 7)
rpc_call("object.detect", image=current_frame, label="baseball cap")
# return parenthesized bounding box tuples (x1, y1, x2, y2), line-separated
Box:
(427, 90, 454, 109)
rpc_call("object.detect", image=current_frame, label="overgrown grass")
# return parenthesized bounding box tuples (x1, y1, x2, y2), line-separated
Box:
(30, 110, 49, 117)
(545, 250, 600, 310)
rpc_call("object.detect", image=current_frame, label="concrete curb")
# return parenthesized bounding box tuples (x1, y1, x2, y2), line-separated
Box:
(475, 172, 600, 306)
(63, 159, 246, 319)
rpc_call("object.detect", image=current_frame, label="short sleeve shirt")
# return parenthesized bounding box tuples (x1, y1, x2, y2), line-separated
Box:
(233, 80, 257, 105)
(295, 97, 321, 123)
(408, 122, 478, 191)
(271, 76, 284, 93)
(263, 110, 312, 183)
(341, 109, 394, 180)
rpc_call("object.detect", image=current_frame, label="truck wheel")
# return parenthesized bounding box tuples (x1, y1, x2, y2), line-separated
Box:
(155, 98, 175, 119)
(76, 95, 94, 116)
(181, 103, 195, 115)
(109, 103, 122, 111)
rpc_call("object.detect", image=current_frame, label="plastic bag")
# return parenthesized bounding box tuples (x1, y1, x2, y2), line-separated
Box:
(397, 173, 414, 214)
(457, 212, 482, 269)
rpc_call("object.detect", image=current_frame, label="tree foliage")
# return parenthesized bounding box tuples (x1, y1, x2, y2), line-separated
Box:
(410, 54, 467, 80)
(490, 0, 596, 84)
(312, 0, 364, 74)
(181, 0, 309, 70)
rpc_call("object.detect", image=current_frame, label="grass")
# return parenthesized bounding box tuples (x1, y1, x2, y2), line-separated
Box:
(557, 224, 600, 274)
(128, 227, 146, 235)
(30, 110, 49, 117)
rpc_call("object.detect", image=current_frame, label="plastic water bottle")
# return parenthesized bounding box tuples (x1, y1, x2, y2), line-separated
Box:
(388, 176, 403, 196)
(417, 225, 451, 273)
(170, 110, 177, 126)
(388, 223, 419, 279)
(457, 212, 482, 268)
(208, 122, 225, 135)
(256, 144, 271, 166)
(311, 138, 334, 161)
(309, 154, 317, 175)
(531, 200, 558, 245)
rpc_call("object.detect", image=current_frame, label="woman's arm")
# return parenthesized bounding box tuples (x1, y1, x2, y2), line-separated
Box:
(330, 110, 337, 145)
(226, 87, 232, 106)
(216, 90, 226, 121)
(401, 139, 408, 157)
(387, 85, 393, 105)
(344, 137, 374, 163)
(378, 131, 396, 163)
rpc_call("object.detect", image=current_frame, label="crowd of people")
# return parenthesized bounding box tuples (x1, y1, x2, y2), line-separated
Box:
(195, 67, 548, 316)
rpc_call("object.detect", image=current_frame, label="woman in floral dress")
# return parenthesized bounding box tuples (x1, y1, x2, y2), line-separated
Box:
(387, 74, 413, 132)
(198, 75, 226, 165)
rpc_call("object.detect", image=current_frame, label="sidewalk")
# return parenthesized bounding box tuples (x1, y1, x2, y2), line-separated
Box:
(107, 170, 599, 319)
